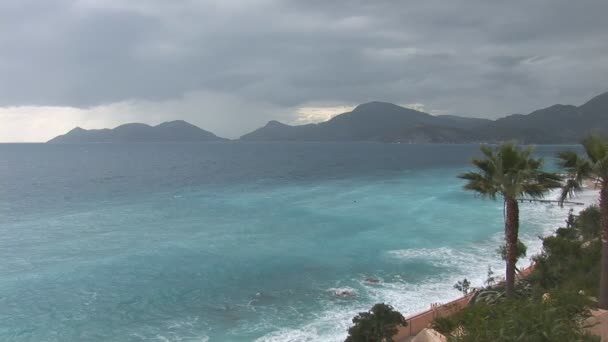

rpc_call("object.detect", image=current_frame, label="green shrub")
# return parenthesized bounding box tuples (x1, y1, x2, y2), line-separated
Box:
(576, 205, 601, 241)
(430, 205, 602, 341)
(497, 240, 527, 262)
(454, 278, 471, 295)
(531, 231, 601, 296)
(431, 316, 457, 336)
(435, 290, 597, 342)
(345, 303, 406, 342)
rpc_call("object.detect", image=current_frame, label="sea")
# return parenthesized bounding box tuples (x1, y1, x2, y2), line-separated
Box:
(0, 142, 597, 341)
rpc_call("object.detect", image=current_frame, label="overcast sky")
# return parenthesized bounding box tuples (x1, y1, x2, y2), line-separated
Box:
(1, 0, 607, 142)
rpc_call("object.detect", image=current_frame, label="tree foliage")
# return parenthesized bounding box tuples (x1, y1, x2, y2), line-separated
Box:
(557, 135, 608, 205)
(459, 143, 562, 200)
(432, 204, 603, 341)
(530, 206, 601, 296)
(454, 278, 471, 295)
(345, 303, 406, 342)
(459, 143, 561, 297)
(577, 205, 602, 241)
(557, 135, 608, 309)
(497, 239, 527, 263)
(435, 290, 597, 342)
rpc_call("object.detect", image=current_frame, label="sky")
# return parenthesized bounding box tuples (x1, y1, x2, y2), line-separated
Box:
(1, 0, 607, 142)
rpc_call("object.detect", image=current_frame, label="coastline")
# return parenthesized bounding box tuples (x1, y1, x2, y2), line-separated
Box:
(393, 185, 600, 341)
(3, 143, 601, 342)
(258, 186, 602, 342)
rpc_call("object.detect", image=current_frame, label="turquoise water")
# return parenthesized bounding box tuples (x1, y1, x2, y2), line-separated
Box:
(0, 143, 587, 341)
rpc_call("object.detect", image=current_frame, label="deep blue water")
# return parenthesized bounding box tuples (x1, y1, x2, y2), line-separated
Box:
(0, 143, 586, 341)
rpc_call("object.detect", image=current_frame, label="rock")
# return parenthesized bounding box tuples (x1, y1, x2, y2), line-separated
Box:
(411, 328, 447, 342)
(364, 277, 380, 284)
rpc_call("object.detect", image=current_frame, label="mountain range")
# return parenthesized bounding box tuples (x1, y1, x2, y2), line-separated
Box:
(48, 91, 608, 144)
(48, 120, 226, 143)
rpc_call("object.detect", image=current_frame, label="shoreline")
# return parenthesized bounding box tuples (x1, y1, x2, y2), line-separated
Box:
(259, 187, 602, 342)
(393, 186, 600, 340)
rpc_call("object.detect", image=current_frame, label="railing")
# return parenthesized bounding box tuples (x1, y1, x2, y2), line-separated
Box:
(393, 293, 474, 341)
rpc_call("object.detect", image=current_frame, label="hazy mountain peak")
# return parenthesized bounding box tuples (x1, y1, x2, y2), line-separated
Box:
(583, 90, 608, 104)
(241, 91, 608, 143)
(156, 120, 193, 128)
(353, 101, 407, 112)
(114, 122, 152, 130)
(580, 91, 608, 114)
(265, 120, 289, 127)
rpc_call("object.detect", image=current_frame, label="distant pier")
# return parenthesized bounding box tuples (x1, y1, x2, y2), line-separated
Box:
(516, 198, 585, 206)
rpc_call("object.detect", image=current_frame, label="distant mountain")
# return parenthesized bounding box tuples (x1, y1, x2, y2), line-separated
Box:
(240, 92, 608, 143)
(241, 102, 488, 143)
(476, 92, 608, 143)
(48, 120, 227, 143)
(435, 115, 492, 129)
(47, 91, 608, 144)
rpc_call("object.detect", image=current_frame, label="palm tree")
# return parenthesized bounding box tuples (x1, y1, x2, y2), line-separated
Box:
(557, 135, 608, 309)
(460, 143, 562, 298)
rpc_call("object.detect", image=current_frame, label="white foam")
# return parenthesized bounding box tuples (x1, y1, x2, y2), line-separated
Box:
(326, 287, 358, 298)
(255, 188, 600, 342)
(254, 307, 356, 342)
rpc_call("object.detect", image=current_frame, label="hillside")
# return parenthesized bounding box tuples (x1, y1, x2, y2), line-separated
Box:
(241, 102, 487, 143)
(240, 91, 608, 143)
(48, 120, 227, 143)
(47, 91, 608, 144)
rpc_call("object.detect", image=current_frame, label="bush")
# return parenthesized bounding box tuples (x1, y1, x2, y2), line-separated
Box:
(529, 207, 601, 296)
(432, 204, 603, 341)
(345, 303, 406, 342)
(497, 240, 527, 263)
(576, 205, 601, 241)
(434, 290, 597, 342)
(454, 278, 471, 295)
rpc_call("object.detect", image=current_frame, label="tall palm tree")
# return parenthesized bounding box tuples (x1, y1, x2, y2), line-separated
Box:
(557, 135, 608, 309)
(460, 143, 562, 298)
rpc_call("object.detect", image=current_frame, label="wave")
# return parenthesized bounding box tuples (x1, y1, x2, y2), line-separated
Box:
(254, 188, 599, 342)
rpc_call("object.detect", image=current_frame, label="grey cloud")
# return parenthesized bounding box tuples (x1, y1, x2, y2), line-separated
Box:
(1, 0, 608, 126)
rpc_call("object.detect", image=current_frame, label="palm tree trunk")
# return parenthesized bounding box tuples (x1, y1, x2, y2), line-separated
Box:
(505, 197, 519, 298)
(599, 183, 608, 309)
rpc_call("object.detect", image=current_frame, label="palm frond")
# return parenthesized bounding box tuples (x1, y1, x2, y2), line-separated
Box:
(537, 171, 562, 188)
(582, 135, 607, 164)
(556, 151, 580, 170)
(557, 150, 593, 180)
(584, 135, 608, 180)
(555, 137, 605, 202)
(461, 143, 558, 201)
(459, 171, 498, 199)
(558, 178, 582, 206)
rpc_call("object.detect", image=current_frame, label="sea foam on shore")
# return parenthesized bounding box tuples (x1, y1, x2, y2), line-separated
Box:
(256, 187, 600, 342)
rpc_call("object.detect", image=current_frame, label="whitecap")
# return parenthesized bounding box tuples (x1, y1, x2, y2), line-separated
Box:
(326, 287, 357, 298)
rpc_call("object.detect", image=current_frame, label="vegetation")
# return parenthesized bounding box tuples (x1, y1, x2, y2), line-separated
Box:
(345, 303, 406, 342)
(557, 134, 608, 309)
(484, 266, 496, 287)
(497, 239, 527, 268)
(432, 205, 602, 341)
(346, 140, 608, 340)
(454, 278, 471, 295)
(434, 290, 597, 342)
(530, 206, 601, 298)
(459, 143, 561, 297)
(347, 206, 603, 341)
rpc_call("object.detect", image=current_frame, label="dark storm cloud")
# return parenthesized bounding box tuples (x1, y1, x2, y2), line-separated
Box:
(1, 0, 608, 120)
